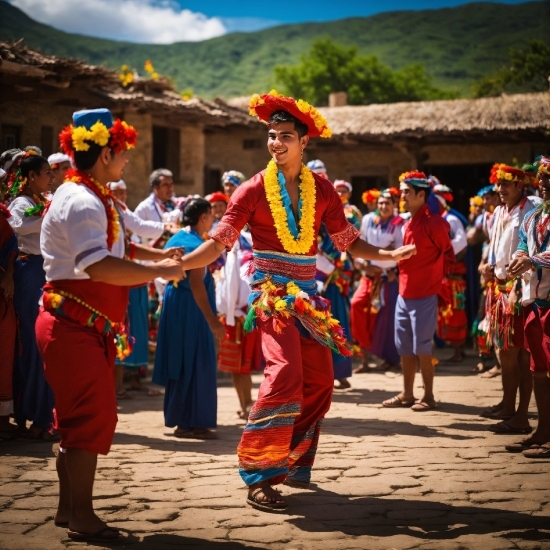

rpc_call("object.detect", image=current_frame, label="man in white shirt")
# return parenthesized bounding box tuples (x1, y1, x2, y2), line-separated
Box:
(35, 109, 185, 543)
(480, 164, 538, 435)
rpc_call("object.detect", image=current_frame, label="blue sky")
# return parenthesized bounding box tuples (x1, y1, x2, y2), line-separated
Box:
(10, 0, 537, 43)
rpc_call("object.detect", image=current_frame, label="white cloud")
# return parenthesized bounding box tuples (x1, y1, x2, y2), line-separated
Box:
(11, 0, 227, 43)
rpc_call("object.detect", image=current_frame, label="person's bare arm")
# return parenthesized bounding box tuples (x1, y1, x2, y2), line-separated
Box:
(133, 244, 184, 262)
(180, 239, 226, 271)
(348, 238, 416, 262)
(188, 268, 225, 340)
(85, 256, 184, 286)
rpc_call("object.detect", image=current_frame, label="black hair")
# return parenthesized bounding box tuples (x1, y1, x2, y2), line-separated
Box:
(74, 142, 113, 171)
(268, 110, 308, 139)
(181, 198, 211, 227)
(20, 154, 49, 179)
(410, 184, 431, 202)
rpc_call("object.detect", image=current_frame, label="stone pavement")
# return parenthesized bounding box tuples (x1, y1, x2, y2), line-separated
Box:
(1, 351, 550, 550)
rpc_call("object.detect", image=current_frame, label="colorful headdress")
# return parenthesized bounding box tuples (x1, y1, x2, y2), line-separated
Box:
(59, 108, 138, 159)
(477, 185, 496, 197)
(362, 188, 381, 204)
(489, 163, 526, 184)
(380, 187, 400, 200)
(399, 170, 431, 188)
(207, 191, 229, 203)
(469, 195, 484, 214)
(8, 149, 40, 197)
(334, 179, 352, 192)
(535, 156, 550, 176)
(221, 170, 246, 187)
(249, 90, 332, 138)
(307, 159, 327, 174)
(433, 182, 454, 204)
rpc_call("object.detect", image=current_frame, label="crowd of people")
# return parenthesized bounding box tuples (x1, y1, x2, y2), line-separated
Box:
(0, 91, 549, 539)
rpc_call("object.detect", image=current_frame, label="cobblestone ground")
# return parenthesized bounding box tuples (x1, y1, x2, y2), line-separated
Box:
(1, 350, 550, 550)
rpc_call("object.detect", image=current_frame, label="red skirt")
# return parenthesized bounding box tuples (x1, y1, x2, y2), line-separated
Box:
(36, 308, 118, 455)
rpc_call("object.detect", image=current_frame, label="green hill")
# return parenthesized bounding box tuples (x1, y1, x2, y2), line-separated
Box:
(1, 1, 548, 99)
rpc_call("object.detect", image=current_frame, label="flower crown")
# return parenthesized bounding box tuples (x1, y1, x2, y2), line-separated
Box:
(9, 149, 39, 197)
(380, 187, 400, 200)
(362, 188, 381, 204)
(536, 156, 550, 176)
(249, 89, 332, 138)
(399, 170, 430, 188)
(489, 163, 526, 184)
(59, 119, 138, 157)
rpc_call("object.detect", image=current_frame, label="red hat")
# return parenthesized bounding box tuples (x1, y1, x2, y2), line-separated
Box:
(489, 163, 526, 184)
(249, 90, 332, 138)
(207, 191, 229, 204)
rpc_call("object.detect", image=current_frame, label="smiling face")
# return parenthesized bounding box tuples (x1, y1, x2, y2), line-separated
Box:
(211, 200, 227, 220)
(267, 122, 308, 168)
(400, 183, 426, 214)
(28, 161, 55, 195)
(377, 196, 394, 220)
(539, 173, 550, 201)
(496, 178, 523, 208)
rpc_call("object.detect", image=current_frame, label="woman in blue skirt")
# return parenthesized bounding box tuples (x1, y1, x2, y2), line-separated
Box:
(153, 198, 224, 439)
(8, 150, 57, 439)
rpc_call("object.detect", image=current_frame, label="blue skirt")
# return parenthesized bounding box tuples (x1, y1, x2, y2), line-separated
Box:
(117, 286, 149, 369)
(152, 280, 217, 430)
(13, 254, 54, 429)
(325, 282, 353, 380)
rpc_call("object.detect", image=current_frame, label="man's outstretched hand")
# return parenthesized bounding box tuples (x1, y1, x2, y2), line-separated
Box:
(391, 244, 417, 261)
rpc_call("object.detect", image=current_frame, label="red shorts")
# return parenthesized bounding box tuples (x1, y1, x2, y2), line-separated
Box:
(218, 322, 262, 375)
(511, 308, 530, 349)
(35, 308, 118, 455)
(524, 305, 550, 374)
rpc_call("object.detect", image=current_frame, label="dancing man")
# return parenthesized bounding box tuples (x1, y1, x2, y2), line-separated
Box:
(177, 91, 415, 511)
(35, 109, 185, 543)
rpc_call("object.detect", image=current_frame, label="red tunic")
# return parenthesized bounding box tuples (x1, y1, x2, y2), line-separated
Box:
(211, 171, 360, 254)
(399, 204, 453, 299)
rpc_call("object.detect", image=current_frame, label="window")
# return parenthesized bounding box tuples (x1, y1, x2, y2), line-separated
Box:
(204, 168, 221, 196)
(152, 126, 180, 181)
(1, 125, 21, 151)
(40, 126, 54, 158)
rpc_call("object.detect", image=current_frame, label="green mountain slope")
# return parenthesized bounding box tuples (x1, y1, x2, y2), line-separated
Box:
(1, 1, 548, 99)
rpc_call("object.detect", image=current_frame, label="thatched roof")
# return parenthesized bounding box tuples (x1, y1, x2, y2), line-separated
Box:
(0, 41, 252, 127)
(318, 93, 550, 139)
(222, 92, 550, 140)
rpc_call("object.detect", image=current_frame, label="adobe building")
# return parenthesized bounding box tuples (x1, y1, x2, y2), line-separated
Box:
(221, 92, 550, 214)
(0, 41, 255, 208)
(2, 41, 549, 215)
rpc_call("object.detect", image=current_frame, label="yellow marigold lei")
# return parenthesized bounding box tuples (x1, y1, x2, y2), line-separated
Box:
(264, 159, 316, 254)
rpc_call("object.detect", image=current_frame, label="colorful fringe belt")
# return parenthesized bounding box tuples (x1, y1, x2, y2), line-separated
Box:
(42, 289, 133, 361)
(244, 250, 351, 356)
(485, 278, 522, 350)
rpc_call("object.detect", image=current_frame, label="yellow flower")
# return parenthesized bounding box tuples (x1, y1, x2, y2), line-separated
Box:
(275, 299, 287, 311)
(264, 159, 317, 254)
(72, 126, 92, 151)
(88, 121, 110, 147)
(50, 293, 63, 309)
(286, 282, 300, 296)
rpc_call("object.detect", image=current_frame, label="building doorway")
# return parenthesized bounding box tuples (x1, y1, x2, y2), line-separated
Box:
(425, 163, 494, 219)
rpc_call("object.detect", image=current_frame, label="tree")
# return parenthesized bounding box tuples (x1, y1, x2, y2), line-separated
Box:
(274, 38, 458, 106)
(473, 39, 550, 98)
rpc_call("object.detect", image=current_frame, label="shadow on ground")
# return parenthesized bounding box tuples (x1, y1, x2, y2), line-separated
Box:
(117, 533, 266, 549)
(322, 416, 485, 441)
(287, 489, 550, 541)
